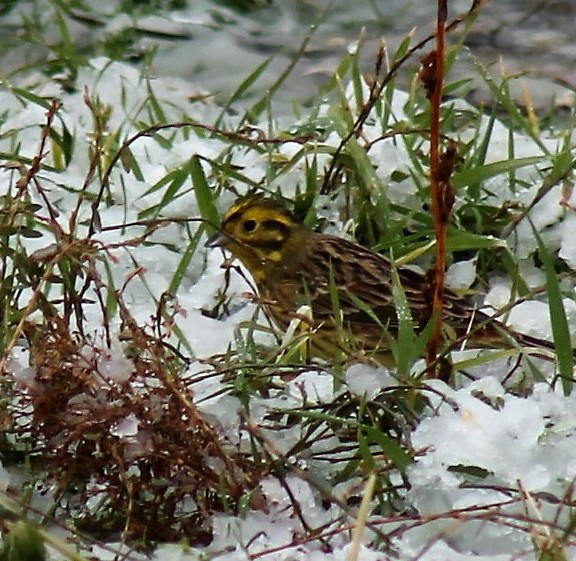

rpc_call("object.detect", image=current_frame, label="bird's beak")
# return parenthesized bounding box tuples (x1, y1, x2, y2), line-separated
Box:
(205, 230, 230, 248)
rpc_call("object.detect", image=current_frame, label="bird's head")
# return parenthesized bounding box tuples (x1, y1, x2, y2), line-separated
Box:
(205, 197, 307, 283)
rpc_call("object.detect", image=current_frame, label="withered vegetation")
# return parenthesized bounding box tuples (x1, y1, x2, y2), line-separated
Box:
(0, 100, 265, 546)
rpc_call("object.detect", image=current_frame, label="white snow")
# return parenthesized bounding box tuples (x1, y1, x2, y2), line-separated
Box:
(3, 53, 575, 561)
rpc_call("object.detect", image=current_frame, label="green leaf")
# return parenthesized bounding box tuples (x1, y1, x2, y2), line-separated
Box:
(189, 155, 219, 235)
(119, 146, 144, 181)
(3, 521, 46, 561)
(20, 228, 43, 239)
(138, 167, 190, 219)
(10, 88, 52, 109)
(329, 105, 388, 210)
(168, 224, 205, 293)
(361, 425, 413, 470)
(452, 156, 545, 188)
(446, 231, 507, 251)
(146, 81, 168, 123)
(100, 256, 118, 320)
(357, 426, 376, 471)
(389, 265, 432, 376)
(328, 263, 343, 332)
(214, 57, 273, 128)
(283, 409, 412, 469)
(531, 221, 574, 395)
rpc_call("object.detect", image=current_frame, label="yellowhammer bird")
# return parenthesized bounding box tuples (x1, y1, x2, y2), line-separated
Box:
(206, 196, 567, 365)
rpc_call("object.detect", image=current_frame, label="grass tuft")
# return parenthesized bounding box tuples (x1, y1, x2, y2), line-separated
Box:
(0, 1, 575, 558)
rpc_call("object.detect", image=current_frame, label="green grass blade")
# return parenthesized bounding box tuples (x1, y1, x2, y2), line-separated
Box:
(452, 156, 545, 188)
(389, 266, 431, 375)
(168, 224, 205, 293)
(214, 57, 273, 128)
(329, 105, 388, 206)
(189, 155, 219, 235)
(138, 167, 190, 219)
(531, 221, 574, 394)
(362, 425, 413, 469)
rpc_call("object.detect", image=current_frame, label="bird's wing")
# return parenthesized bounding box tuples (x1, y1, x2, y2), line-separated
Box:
(299, 234, 481, 336)
(297, 235, 410, 333)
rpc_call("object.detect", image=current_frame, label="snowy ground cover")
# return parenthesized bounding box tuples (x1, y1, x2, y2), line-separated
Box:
(0, 21, 575, 561)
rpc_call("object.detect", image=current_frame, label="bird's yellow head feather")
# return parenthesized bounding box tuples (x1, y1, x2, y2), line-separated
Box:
(205, 197, 308, 284)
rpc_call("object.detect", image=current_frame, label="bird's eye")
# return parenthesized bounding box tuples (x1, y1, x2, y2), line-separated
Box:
(243, 219, 257, 233)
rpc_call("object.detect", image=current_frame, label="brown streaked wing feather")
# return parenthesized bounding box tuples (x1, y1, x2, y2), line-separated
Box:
(298, 233, 485, 337)
(298, 234, 409, 334)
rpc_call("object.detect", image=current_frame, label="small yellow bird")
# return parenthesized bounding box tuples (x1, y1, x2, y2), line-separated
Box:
(206, 196, 565, 365)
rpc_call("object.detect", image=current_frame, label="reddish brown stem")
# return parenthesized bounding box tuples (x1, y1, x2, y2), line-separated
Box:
(426, 0, 448, 377)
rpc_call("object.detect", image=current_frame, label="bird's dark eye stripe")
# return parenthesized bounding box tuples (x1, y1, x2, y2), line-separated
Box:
(262, 220, 290, 236)
(250, 239, 284, 251)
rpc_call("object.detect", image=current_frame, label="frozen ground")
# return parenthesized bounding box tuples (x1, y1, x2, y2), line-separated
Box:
(1, 55, 576, 560)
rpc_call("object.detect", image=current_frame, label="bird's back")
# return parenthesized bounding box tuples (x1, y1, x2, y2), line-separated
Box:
(259, 232, 493, 350)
